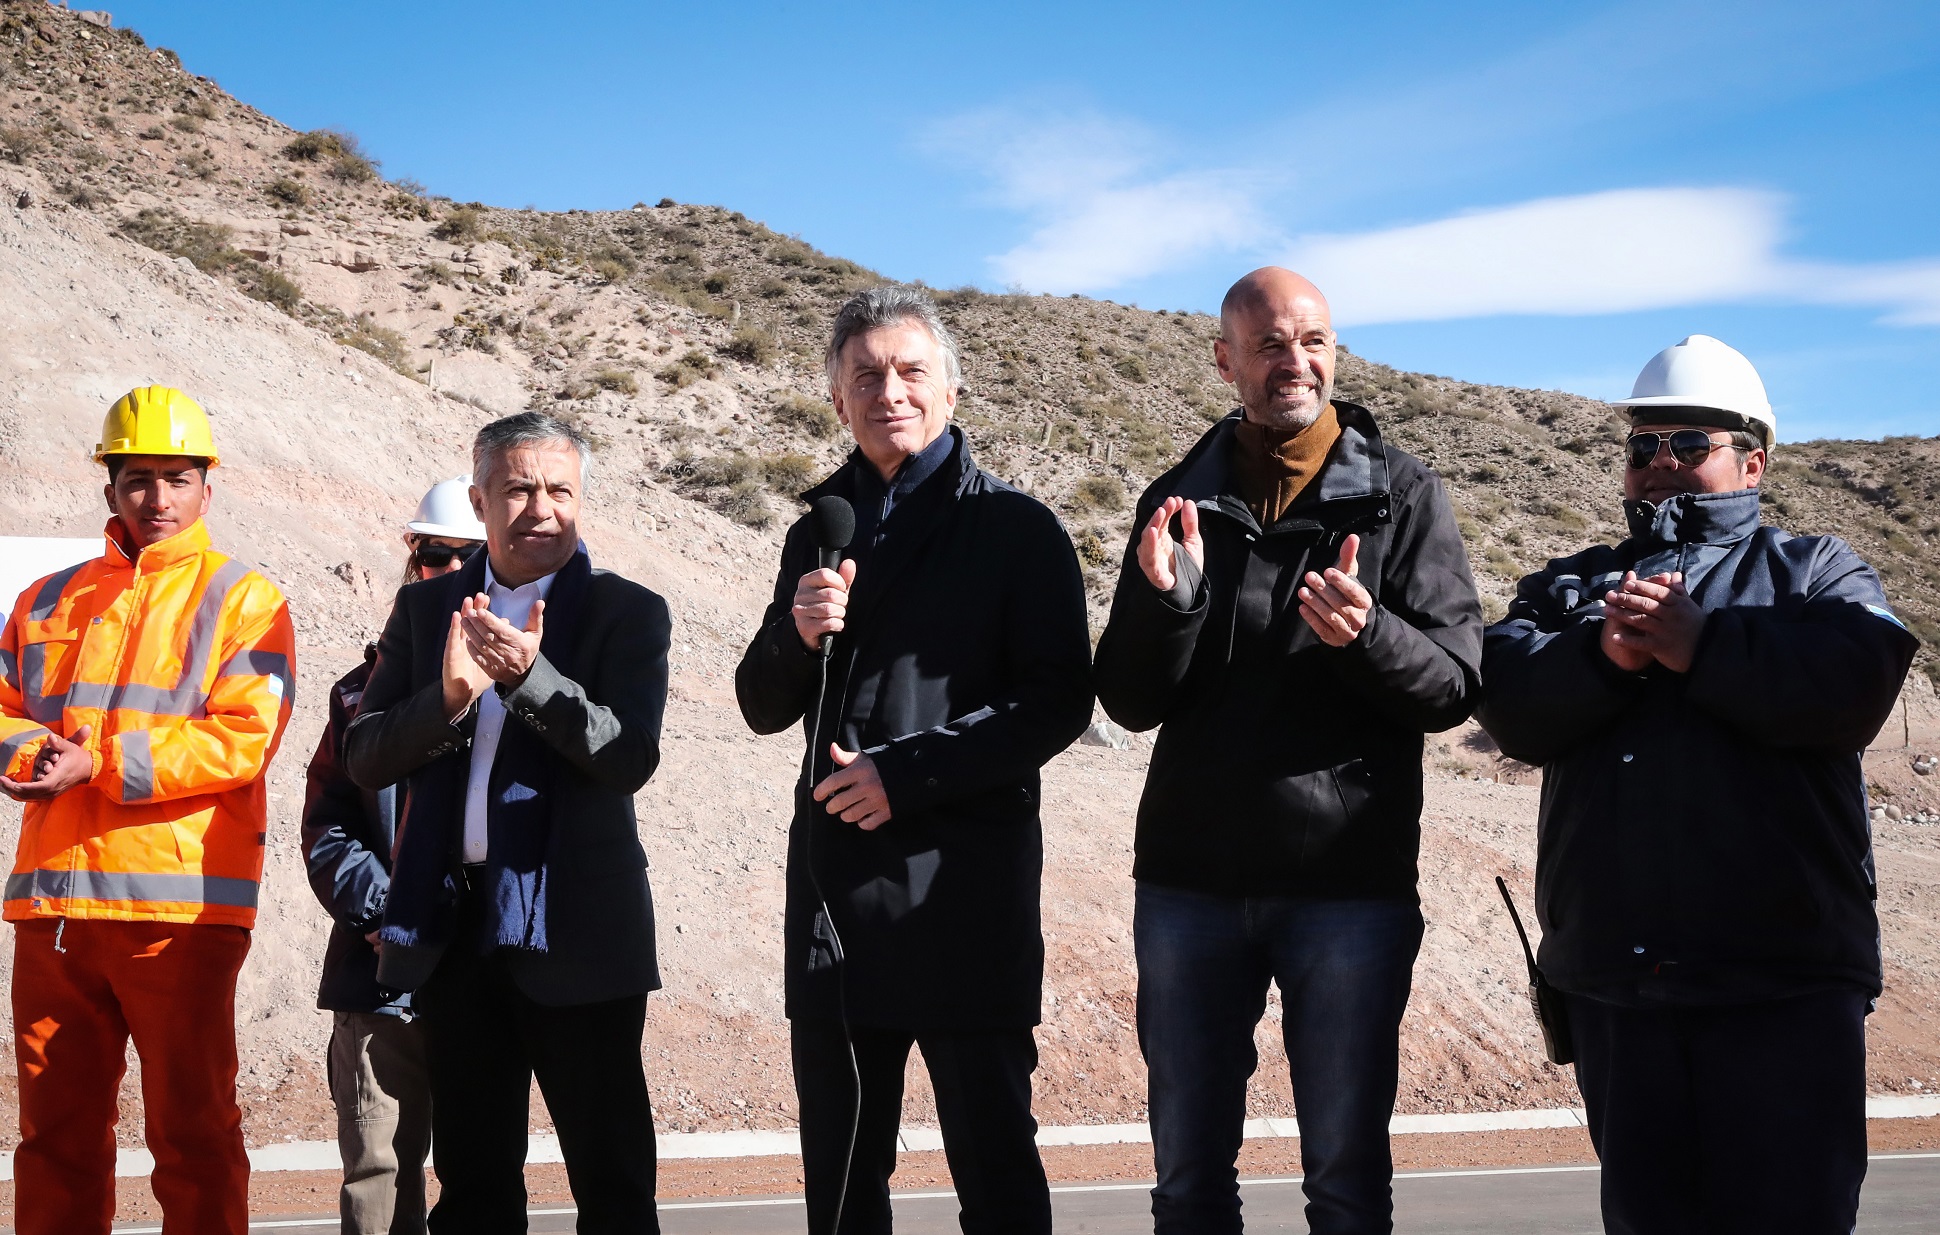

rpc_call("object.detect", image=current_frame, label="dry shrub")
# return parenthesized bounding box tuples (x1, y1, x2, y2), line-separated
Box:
(265, 177, 310, 206)
(718, 480, 770, 527)
(1076, 529, 1114, 568)
(775, 393, 840, 439)
(0, 126, 43, 164)
(339, 315, 414, 376)
(761, 454, 818, 493)
(284, 129, 379, 182)
(432, 205, 483, 243)
(1074, 475, 1127, 512)
(659, 349, 719, 389)
(591, 368, 639, 396)
(721, 327, 776, 367)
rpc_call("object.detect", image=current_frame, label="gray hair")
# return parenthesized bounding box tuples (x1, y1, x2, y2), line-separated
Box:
(471, 411, 592, 490)
(824, 286, 962, 394)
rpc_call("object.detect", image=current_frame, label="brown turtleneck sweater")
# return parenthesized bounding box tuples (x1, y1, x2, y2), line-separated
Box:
(1233, 403, 1342, 527)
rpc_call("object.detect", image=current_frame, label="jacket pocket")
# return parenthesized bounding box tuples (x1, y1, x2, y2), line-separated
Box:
(1283, 760, 1366, 866)
(19, 633, 80, 724)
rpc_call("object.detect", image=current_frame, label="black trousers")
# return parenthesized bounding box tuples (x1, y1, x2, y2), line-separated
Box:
(416, 925, 659, 1235)
(1567, 987, 1869, 1235)
(792, 1019, 1051, 1235)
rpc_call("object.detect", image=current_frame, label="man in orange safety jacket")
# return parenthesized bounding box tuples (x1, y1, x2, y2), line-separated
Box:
(0, 386, 296, 1235)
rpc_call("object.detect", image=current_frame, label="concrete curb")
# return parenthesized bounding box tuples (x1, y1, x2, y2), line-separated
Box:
(7, 1094, 1935, 1179)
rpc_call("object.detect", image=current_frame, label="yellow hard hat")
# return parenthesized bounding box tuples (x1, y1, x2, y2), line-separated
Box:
(95, 386, 220, 467)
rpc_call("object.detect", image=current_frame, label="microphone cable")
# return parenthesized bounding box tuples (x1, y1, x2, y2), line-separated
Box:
(803, 642, 862, 1235)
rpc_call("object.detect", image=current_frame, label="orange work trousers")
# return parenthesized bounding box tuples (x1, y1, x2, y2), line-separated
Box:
(11, 917, 252, 1235)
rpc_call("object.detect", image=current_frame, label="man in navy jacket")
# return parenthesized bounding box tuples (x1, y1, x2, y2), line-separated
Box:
(1479, 336, 1918, 1235)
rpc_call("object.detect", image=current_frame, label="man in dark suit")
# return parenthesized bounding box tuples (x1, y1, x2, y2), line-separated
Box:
(735, 286, 1094, 1235)
(346, 412, 672, 1234)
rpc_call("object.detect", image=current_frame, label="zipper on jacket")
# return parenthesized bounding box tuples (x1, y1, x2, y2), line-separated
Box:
(1225, 531, 1253, 668)
(72, 569, 148, 912)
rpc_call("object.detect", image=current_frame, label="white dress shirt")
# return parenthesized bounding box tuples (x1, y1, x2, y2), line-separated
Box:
(462, 561, 556, 864)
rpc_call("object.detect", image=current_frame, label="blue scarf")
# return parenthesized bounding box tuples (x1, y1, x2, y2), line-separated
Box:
(379, 547, 590, 967)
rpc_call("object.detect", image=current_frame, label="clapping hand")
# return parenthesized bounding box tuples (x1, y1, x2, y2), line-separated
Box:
(1602, 571, 1706, 673)
(461, 594, 544, 685)
(1137, 497, 1205, 594)
(442, 611, 495, 721)
(1298, 534, 1372, 646)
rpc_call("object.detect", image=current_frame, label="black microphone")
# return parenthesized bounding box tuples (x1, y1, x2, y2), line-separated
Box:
(808, 496, 855, 660)
(802, 491, 862, 1231)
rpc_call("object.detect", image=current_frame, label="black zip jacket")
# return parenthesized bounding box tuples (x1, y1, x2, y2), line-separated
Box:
(300, 648, 407, 1014)
(1478, 488, 1919, 1004)
(1094, 404, 1483, 902)
(734, 426, 1094, 1031)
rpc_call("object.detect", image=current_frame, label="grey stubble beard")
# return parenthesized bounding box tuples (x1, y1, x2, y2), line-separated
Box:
(1243, 377, 1334, 433)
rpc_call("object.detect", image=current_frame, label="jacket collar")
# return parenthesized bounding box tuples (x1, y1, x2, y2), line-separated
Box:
(1163, 401, 1391, 534)
(801, 423, 976, 508)
(1622, 488, 1762, 547)
(102, 516, 211, 572)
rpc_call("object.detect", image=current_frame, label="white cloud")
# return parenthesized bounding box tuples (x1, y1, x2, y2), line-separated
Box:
(1281, 188, 1940, 328)
(927, 109, 1273, 292)
(928, 110, 1153, 211)
(990, 171, 1269, 292)
(1287, 188, 1788, 325)
(1802, 260, 1940, 326)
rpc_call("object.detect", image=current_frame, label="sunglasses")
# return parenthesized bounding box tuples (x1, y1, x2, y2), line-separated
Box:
(1625, 430, 1751, 471)
(412, 542, 481, 568)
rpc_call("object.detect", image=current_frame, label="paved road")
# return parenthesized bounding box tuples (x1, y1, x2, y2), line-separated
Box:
(109, 1153, 1940, 1233)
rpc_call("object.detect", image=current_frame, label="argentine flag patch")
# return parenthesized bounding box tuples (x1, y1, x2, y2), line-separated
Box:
(1867, 604, 1910, 632)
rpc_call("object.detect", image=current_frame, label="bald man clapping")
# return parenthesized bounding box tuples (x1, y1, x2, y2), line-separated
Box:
(1094, 268, 1484, 1235)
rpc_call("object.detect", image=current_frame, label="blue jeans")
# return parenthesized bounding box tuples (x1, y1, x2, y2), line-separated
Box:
(1135, 882, 1424, 1235)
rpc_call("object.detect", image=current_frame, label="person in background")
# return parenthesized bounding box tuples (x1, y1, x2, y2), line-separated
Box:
(1478, 335, 1919, 1234)
(301, 476, 486, 1235)
(0, 386, 296, 1235)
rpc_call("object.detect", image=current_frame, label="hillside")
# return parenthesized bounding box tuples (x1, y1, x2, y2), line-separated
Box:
(1, 0, 1937, 1149)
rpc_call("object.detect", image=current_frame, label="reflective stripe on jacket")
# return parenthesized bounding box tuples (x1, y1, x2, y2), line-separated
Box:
(0, 518, 295, 927)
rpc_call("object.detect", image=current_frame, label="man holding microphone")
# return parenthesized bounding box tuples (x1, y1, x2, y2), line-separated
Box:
(736, 286, 1093, 1235)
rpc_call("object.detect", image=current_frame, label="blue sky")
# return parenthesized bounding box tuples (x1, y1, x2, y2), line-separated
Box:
(107, 0, 1940, 441)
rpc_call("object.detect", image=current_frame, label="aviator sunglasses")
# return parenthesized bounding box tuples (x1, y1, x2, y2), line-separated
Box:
(412, 541, 481, 569)
(1625, 430, 1751, 471)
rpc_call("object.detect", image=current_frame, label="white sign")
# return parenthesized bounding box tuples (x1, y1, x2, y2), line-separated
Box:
(0, 538, 102, 622)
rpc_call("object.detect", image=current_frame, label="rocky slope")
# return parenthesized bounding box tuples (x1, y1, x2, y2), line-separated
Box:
(0, 0, 1936, 1146)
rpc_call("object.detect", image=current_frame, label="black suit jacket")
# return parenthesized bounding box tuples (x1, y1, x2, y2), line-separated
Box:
(344, 550, 671, 1006)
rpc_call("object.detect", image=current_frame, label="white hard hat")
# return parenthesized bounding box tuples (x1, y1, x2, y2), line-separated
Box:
(406, 476, 487, 540)
(1613, 335, 1775, 444)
